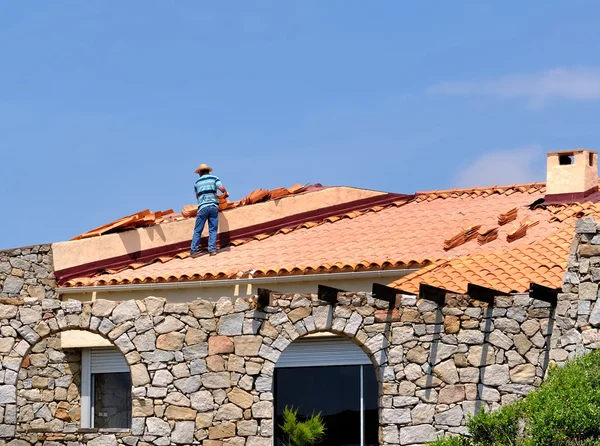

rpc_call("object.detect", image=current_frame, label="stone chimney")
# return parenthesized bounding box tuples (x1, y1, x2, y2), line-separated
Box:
(545, 149, 598, 203)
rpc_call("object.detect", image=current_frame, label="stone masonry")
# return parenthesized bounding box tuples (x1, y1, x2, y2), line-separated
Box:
(0, 245, 56, 301)
(0, 225, 599, 445)
(17, 337, 81, 431)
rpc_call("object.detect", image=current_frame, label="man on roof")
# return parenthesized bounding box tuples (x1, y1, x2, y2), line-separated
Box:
(190, 163, 228, 258)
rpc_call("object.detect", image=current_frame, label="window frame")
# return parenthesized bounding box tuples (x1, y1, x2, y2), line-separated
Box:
(80, 348, 92, 428)
(80, 348, 131, 429)
(273, 336, 377, 446)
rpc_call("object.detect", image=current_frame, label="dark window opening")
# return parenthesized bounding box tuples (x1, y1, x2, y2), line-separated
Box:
(590, 153, 594, 166)
(92, 372, 132, 428)
(275, 365, 378, 446)
(559, 154, 574, 165)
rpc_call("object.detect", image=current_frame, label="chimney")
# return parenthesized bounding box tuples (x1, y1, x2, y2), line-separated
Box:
(545, 149, 598, 203)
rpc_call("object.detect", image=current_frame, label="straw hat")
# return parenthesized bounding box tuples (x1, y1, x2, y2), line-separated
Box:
(194, 163, 213, 174)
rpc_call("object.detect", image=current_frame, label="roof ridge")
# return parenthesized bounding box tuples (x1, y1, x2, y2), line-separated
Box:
(416, 178, 600, 200)
(415, 182, 546, 200)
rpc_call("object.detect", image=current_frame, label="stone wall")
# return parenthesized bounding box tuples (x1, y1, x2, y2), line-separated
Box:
(0, 245, 57, 300)
(17, 335, 81, 431)
(2, 226, 600, 445)
(0, 285, 585, 446)
(555, 217, 600, 359)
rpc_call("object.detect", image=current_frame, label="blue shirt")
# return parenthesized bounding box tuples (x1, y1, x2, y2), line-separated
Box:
(195, 175, 223, 210)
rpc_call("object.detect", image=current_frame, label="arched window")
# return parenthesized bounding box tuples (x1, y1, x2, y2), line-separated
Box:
(81, 347, 132, 429)
(18, 331, 132, 432)
(274, 334, 378, 446)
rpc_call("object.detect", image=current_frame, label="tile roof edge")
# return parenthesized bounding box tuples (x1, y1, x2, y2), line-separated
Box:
(55, 192, 414, 285)
(416, 181, 546, 196)
(388, 259, 451, 287)
(63, 262, 425, 288)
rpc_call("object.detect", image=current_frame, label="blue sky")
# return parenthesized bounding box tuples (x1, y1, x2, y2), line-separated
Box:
(2, 1, 600, 249)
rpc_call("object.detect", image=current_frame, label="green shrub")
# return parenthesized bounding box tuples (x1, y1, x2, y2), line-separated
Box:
(561, 440, 600, 446)
(279, 406, 326, 446)
(429, 436, 472, 446)
(428, 350, 600, 446)
(522, 350, 600, 445)
(467, 403, 522, 446)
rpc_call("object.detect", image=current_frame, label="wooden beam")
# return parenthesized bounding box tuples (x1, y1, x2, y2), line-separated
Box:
(419, 283, 454, 305)
(372, 283, 400, 306)
(529, 283, 559, 306)
(467, 283, 509, 304)
(318, 285, 345, 304)
(255, 288, 272, 310)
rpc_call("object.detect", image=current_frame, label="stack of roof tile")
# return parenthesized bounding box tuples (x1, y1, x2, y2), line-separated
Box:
(443, 225, 481, 250)
(221, 184, 310, 209)
(71, 209, 175, 240)
(498, 208, 518, 225)
(477, 227, 499, 245)
(71, 184, 317, 239)
(506, 219, 539, 243)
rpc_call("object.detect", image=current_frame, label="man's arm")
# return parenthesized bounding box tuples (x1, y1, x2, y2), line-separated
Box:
(215, 178, 228, 197)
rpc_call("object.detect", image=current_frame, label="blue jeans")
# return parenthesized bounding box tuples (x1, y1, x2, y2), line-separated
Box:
(190, 205, 219, 254)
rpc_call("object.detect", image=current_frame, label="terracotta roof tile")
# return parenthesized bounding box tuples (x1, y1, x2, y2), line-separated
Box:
(390, 224, 577, 294)
(477, 227, 499, 245)
(506, 219, 539, 243)
(443, 225, 481, 250)
(63, 181, 569, 287)
(71, 184, 321, 240)
(498, 208, 518, 225)
(71, 210, 166, 240)
(61, 180, 600, 290)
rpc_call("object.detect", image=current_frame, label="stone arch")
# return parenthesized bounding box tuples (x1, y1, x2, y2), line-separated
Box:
(0, 298, 149, 436)
(14, 326, 134, 432)
(271, 330, 381, 445)
(254, 297, 391, 445)
(262, 300, 390, 370)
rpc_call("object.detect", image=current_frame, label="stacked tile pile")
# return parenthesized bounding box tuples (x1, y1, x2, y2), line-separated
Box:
(443, 225, 481, 250)
(506, 219, 539, 243)
(497, 208, 518, 225)
(476, 227, 499, 245)
(71, 210, 176, 241)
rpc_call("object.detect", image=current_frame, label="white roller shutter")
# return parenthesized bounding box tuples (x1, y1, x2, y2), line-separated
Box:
(275, 337, 372, 368)
(90, 348, 129, 374)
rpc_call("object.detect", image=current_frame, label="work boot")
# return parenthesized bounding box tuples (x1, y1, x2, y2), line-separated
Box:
(209, 252, 217, 256)
(190, 252, 202, 259)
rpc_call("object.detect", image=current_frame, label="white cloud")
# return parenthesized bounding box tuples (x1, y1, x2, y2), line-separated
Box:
(454, 145, 545, 188)
(428, 67, 600, 107)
